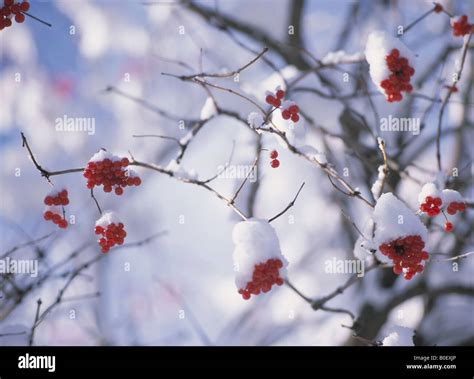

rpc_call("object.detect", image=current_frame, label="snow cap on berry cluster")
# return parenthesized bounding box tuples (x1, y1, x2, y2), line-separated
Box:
(440, 189, 463, 204)
(232, 218, 288, 290)
(373, 193, 428, 248)
(89, 150, 122, 163)
(365, 31, 416, 95)
(95, 211, 121, 228)
(417, 182, 441, 204)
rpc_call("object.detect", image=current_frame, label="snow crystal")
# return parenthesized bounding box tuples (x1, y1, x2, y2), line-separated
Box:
(373, 193, 428, 247)
(417, 182, 440, 204)
(200, 97, 217, 120)
(247, 112, 264, 129)
(382, 325, 414, 346)
(321, 50, 364, 65)
(96, 211, 121, 228)
(371, 165, 386, 200)
(365, 31, 416, 95)
(232, 218, 288, 289)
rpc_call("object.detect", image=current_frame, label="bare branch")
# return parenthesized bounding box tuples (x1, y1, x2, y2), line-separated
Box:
(268, 182, 305, 223)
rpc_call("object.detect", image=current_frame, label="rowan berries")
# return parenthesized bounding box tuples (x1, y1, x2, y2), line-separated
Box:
(380, 48, 415, 102)
(379, 235, 429, 280)
(451, 15, 473, 37)
(0, 1, 29, 30)
(84, 151, 141, 195)
(238, 258, 285, 300)
(95, 212, 127, 253)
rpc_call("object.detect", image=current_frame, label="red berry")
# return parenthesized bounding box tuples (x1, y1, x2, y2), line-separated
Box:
(288, 105, 299, 114)
(290, 114, 299, 123)
(276, 89, 285, 99)
(115, 187, 124, 195)
(444, 222, 453, 232)
(271, 159, 280, 168)
(281, 110, 291, 120)
(20, 1, 30, 12)
(14, 12, 25, 23)
(270, 150, 278, 159)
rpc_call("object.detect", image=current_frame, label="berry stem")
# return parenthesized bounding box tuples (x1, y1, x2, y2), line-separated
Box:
(22, 11, 52, 27)
(90, 189, 103, 215)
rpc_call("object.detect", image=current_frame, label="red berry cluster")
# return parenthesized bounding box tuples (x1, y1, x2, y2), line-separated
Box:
(0, 0, 29, 30)
(281, 102, 300, 123)
(95, 222, 127, 253)
(419, 195, 442, 217)
(44, 189, 69, 206)
(43, 209, 68, 229)
(269, 149, 280, 168)
(446, 201, 466, 215)
(83, 155, 141, 195)
(265, 87, 300, 123)
(379, 235, 429, 280)
(380, 49, 415, 102)
(238, 258, 284, 300)
(452, 15, 472, 37)
(265, 88, 285, 107)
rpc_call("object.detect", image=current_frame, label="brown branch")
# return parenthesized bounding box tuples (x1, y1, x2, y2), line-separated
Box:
(436, 32, 472, 172)
(28, 298, 42, 346)
(230, 155, 259, 205)
(161, 47, 268, 80)
(268, 182, 305, 223)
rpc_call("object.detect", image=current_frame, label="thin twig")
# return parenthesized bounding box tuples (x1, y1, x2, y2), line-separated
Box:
(268, 182, 305, 223)
(436, 32, 472, 172)
(28, 299, 42, 346)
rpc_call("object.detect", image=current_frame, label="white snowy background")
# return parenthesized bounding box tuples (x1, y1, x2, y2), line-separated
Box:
(0, 0, 473, 346)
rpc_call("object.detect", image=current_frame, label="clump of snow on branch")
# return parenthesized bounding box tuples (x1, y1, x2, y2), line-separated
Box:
(232, 219, 288, 298)
(200, 97, 217, 120)
(373, 193, 428, 249)
(365, 31, 416, 95)
(321, 50, 364, 65)
(165, 159, 198, 180)
(299, 145, 328, 165)
(371, 166, 386, 200)
(381, 325, 415, 346)
(247, 112, 264, 129)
